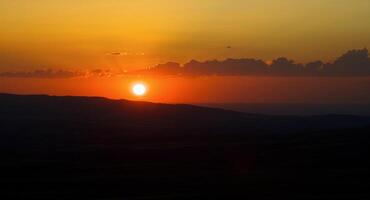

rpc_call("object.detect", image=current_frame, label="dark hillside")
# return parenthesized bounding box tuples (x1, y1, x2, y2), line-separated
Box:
(0, 94, 369, 199)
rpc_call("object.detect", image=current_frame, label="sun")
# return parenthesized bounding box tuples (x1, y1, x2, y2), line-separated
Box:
(132, 83, 147, 96)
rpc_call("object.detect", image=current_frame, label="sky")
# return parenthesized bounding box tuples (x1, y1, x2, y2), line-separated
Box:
(1, 0, 370, 103)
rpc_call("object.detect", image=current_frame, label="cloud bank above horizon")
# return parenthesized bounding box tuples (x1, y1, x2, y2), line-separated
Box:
(137, 49, 370, 77)
(1, 48, 370, 78)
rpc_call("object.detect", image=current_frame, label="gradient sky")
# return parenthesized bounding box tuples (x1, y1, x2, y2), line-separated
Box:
(1, 0, 370, 70)
(1, 0, 370, 103)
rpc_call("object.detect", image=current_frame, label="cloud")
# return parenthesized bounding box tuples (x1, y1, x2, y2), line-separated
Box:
(0, 69, 83, 79)
(2, 49, 370, 78)
(184, 59, 268, 76)
(0, 69, 125, 79)
(132, 48, 370, 77)
(269, 57, 304, 75)
(107, 52, 124, 56)
(105, 52, 145, 56)
(322, 49, 370, 76)
(133, 62, 183, 76)
(135, 58, 269, 76)
(86, 69, 118, 77)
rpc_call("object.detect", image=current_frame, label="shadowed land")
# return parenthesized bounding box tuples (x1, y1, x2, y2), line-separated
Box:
(0, 94, 369, 199)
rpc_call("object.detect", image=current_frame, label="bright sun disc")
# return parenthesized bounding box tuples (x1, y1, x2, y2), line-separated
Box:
(132, 83, 147, 96)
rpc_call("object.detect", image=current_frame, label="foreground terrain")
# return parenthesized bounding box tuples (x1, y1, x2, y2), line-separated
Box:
(0, 94, 369, 199)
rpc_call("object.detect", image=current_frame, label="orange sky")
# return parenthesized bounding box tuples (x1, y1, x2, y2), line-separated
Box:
(1, 1, 370, 103)
(1, 76, 370, 103)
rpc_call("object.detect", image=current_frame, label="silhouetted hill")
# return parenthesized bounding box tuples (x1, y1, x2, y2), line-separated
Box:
(0, 93, 369, 199)
(1, 93, 369, 136)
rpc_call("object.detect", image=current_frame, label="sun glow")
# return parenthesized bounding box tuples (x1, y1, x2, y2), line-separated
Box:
(132, 83, 147, 96)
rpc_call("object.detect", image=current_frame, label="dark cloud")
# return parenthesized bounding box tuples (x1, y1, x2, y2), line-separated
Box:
(184, 58, 269, 76)
(88, 69, 118, 77)
(269, 57, 304, 76)
(0, 69, 83, 79)
(305, 61, 324, 75)
(137, 58, 269, 76)
(322, 49, 370, 76)
(133, 48, 370, 77)
(2, 49, 370, 78)
(139, 62, 183, 75)
(0, 68, 130, 79)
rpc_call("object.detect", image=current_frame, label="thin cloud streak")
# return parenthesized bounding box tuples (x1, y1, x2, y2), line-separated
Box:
(0, 69, 125, 79)
(0, 69, 82, 79)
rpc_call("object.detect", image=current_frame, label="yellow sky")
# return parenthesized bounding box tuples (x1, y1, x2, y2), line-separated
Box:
(1, 0, 370, 71)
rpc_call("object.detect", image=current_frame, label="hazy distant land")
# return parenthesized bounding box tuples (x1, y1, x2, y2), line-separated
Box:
(200, 103, 370, 116)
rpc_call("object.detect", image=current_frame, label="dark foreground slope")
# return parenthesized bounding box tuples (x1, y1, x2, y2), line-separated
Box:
(0, 94, 369, 199)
